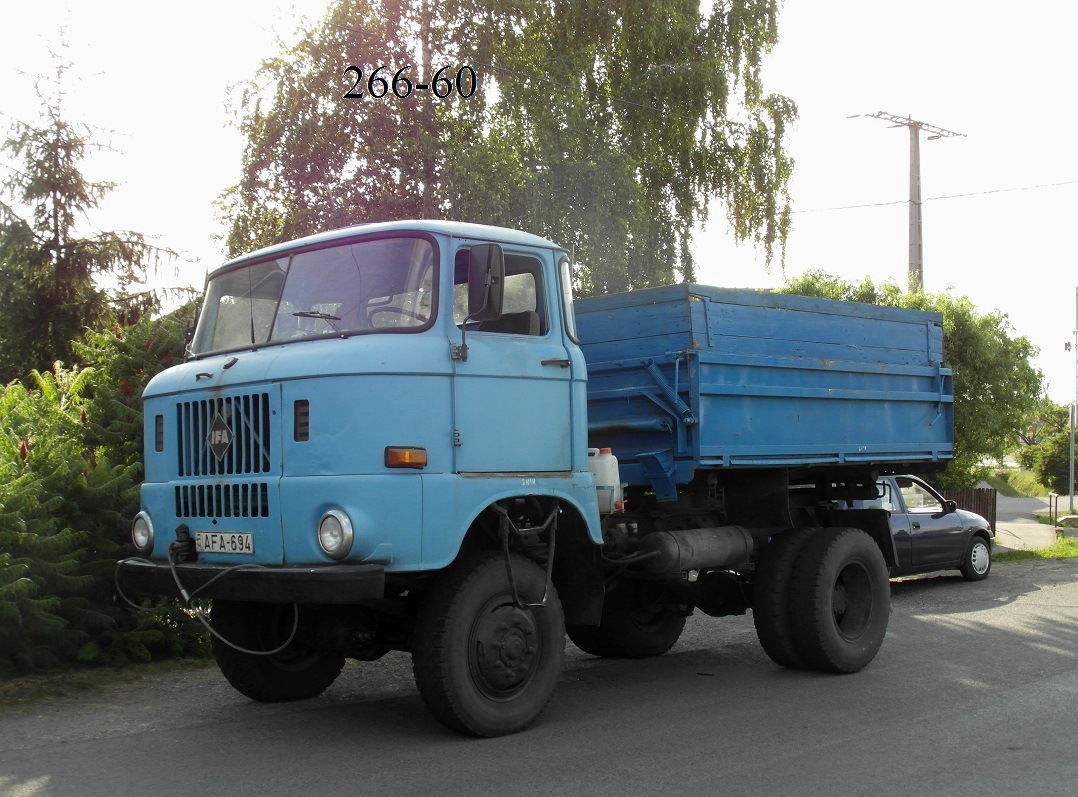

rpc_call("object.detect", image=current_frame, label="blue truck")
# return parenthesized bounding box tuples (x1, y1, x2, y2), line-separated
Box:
(117, 220, 954, 736)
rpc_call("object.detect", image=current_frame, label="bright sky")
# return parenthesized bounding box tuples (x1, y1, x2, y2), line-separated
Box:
(3, 1, 1076, 404)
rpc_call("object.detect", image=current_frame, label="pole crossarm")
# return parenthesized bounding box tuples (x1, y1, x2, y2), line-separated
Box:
(864, 111, 967, 140)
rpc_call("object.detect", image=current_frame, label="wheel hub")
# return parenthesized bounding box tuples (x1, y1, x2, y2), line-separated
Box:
(832, 581, 849, 616)
(474, 605, 538, 693)
(832, 562, 872, 640)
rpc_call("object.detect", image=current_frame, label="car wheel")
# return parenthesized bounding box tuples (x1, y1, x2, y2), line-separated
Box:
(959, 535, 992, 581)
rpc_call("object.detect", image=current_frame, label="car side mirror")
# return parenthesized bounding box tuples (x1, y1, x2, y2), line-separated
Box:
(467, 244, 504, 322)
(933, 499, 958, 518)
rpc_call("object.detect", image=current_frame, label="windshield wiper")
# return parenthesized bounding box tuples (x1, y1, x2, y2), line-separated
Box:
(293, 310, 345, 337)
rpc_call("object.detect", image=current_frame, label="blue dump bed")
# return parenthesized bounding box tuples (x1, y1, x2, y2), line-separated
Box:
(576, 284, 954, 499)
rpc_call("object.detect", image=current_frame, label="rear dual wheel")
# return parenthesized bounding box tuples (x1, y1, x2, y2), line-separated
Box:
(753, 528, 890, 673)
(752, 528, 815, 669)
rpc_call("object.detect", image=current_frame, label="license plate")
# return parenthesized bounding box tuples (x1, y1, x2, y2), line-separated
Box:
(195, 532, 254, 555)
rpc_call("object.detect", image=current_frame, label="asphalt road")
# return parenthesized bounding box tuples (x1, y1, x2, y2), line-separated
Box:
(994, 494, 1058, 551)
(3, 558, 1078, 797)
(996, 495, 1052, 525)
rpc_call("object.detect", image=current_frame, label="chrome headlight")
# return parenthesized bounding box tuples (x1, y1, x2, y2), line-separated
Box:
(318, 510, 354, 560)
(132, 512, 154, 555)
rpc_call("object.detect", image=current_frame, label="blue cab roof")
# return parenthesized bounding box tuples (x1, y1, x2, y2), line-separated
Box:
(217, 220, 565, 275)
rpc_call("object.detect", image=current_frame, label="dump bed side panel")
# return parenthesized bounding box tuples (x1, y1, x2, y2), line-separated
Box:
(576, 284, 953, 497)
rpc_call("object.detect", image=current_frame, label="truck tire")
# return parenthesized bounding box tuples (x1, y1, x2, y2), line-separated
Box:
(211, 601, 345, 702)
(412, 551, 565, 737)
(566, 578, 686, 658)
(789, 527, 890, 673)
(959, 534, 992, 581)
(752, 528, 816, 669)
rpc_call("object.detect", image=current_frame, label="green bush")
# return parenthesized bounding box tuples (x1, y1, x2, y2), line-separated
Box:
(0, 308, 207, 676)
(1032, 433, 1076, 496)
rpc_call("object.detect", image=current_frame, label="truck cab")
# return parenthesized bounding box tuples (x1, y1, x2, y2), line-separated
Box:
(130, 220, 602, 570)
(120, 221, 605, 735)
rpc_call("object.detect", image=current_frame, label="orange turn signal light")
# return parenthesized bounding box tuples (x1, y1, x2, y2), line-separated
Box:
(385, 446, 428, 469)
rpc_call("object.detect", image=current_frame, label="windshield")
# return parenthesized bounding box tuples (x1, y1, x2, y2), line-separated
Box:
(191, 236, 435, 355)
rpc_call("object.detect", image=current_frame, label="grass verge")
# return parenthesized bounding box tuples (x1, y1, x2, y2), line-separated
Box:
(1003, 470, 1051, 497)
(983, 473, 1022, 497)
(995, 535, 1078, 563)
(0, 657, 214, 711)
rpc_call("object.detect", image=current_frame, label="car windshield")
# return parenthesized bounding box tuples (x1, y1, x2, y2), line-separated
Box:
(190, 236, 435, 355)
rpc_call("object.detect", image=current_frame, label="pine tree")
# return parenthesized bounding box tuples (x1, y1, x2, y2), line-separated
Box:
(0, 59, 170, 384)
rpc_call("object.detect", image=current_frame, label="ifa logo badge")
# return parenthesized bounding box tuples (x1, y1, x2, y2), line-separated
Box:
(207, 411, 234, 461)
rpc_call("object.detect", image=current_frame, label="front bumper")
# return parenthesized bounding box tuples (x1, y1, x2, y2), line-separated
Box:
(116, 559, 385, 604)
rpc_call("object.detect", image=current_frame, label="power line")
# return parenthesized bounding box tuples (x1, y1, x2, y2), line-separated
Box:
(794, 178, 1078, 214)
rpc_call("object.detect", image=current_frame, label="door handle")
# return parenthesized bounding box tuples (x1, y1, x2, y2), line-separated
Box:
(912, 522, 921, 530)
(541, 358, 571, 368)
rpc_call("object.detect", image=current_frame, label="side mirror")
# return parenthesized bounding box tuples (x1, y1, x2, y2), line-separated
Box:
(932, 499, 958, 519)
(467, 244, 504, 322)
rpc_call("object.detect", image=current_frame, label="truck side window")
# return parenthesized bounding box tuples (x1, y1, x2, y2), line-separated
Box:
(453, 251, 547, 335)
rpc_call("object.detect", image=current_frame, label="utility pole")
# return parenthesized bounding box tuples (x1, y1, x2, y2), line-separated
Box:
(855, 112, 966, 293)
(1071, 286, 1077, 512)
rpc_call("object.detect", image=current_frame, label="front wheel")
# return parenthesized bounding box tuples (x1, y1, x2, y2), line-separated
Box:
(567, 578, 686, 659)
(789, 528, 890, 673)
(960, 535, 992, 581)
(211, 601, 345, 702)
(412, 552, 565, 737)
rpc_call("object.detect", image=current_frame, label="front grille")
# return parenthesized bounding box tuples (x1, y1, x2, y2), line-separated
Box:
(177, 393, 272, 476)
(175, 482, 270, 518)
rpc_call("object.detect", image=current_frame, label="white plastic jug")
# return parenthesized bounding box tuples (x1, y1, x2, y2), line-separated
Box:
(587, 447, 624, 514)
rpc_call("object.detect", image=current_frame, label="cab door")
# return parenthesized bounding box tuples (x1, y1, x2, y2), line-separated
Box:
(897, 476, 965, 567)
(451, 248, 574, 473)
